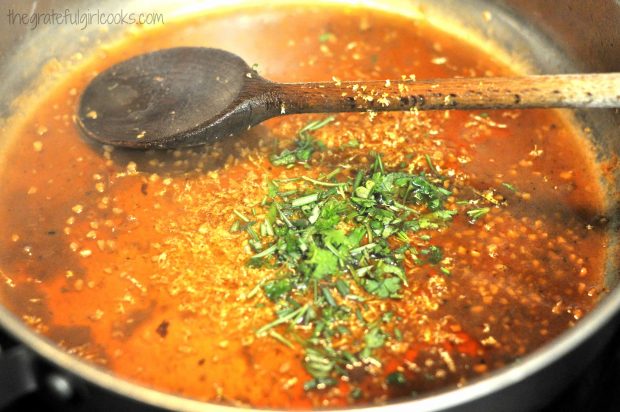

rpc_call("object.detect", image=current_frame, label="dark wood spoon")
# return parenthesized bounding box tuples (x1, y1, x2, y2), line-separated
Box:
(77, 47, 620, 149)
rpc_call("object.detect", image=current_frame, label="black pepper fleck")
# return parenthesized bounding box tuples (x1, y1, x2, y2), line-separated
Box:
(156, 320, 170, 337)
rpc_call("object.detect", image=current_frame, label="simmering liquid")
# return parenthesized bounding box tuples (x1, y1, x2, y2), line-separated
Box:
(0, 4, 608, 408)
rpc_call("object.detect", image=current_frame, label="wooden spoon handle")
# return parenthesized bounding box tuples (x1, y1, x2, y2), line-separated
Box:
(271, 73, 620, 115)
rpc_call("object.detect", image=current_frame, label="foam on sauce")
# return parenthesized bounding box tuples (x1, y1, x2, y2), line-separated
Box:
(0, 4, 608, 408)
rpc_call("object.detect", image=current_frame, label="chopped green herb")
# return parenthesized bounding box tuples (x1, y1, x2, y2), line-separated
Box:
(246, 279, 266, 300)
(363, 276, 402, 299)
(233, 209, 250, 223)
(251, 132, 464, 388)
(299, 116, 335, 132)
(361, 326, 386, 358)
(423, 245, 444, 264)
(394, 328, 403, 341)
(291, 193, 319, 207)
(256, 304, 308, 335)
(467, 207, 491, 222)
(262, 278, 293, 301)
(425, 154, 439, 175)
(301, 175, 346, 187)
(270, 117, 334, 166)
(386, 371, 407, 385)
(268, 330, 294, 349)
(381, 311, 394, 323)
(502, 182, 518, 192)
(318, 32, 332, 43)
(230, 220, 240, 232)
(335, 279, 350, 297)
(251, 244, 277, 259)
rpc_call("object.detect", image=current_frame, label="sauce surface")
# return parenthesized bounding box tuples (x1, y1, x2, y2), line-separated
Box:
(0, 4, 608, 409)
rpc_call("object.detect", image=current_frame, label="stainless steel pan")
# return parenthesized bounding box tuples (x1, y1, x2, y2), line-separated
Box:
(0, 1, 618, 411)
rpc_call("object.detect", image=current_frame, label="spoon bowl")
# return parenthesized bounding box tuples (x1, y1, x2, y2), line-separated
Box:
(78, 48, 258, 148)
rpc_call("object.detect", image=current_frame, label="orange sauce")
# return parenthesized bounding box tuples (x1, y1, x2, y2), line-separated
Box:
(0, 4, 608, 408)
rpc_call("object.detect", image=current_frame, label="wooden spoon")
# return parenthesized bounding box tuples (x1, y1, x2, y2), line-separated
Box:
(77, 47, 620, 149)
